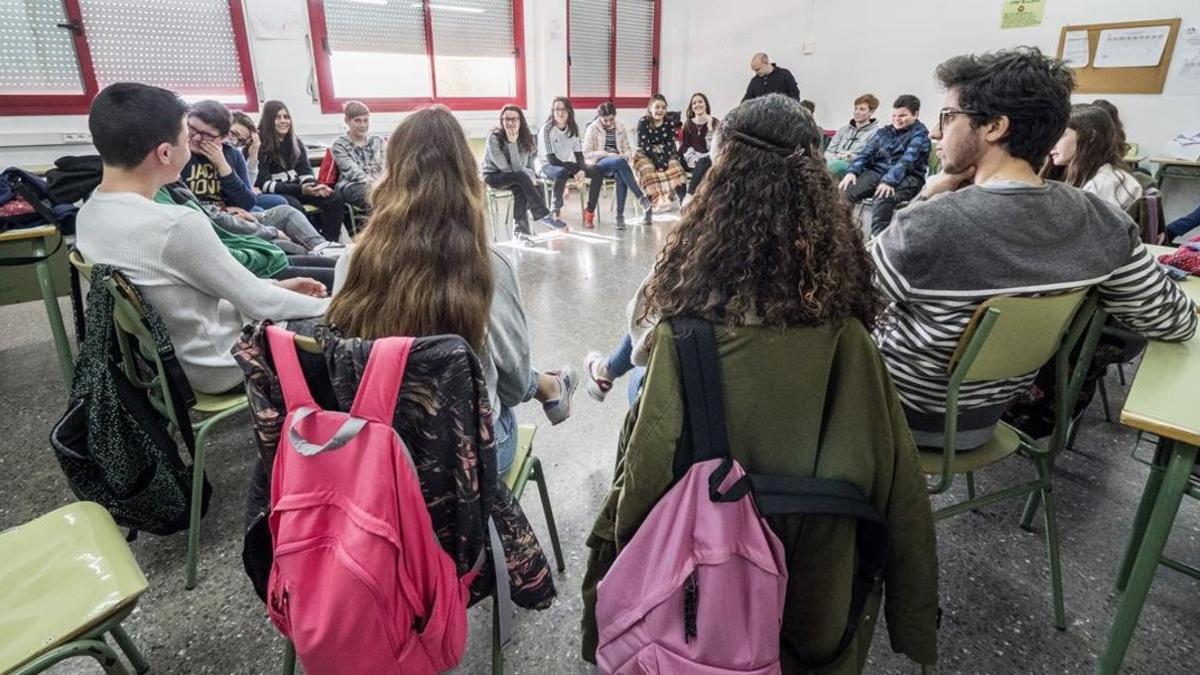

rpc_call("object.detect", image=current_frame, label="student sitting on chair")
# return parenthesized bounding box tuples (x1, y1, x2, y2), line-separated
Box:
(582, 102, 652, 230)
(75, 83, 329, 395)
(1043, 104, 1142, 212)
(838, 94, 930, 236)
(581, 93, 939, 671)
(824, 93, 881, 179)
(182, 100, 344, 257)
(227, 111, 288, 211)
(679, 92, 720, 196)
(331, 100, 384, 210)
(541, 97, 603, 228)
(482, 104, 566, 246)
(330, 106, 578, 475)
(870, 47, 1196, 451)
(633, 94, 687, 221)
(256, 100, 347, 243)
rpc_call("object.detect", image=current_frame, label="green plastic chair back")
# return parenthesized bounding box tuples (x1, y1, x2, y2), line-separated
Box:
(950, 289, 1089, 383)
(927, 141, 941, 176)
(0, 502, 148, 672)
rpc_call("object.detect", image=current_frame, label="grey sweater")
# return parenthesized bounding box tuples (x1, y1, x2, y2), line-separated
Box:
(824, 118, 880, 161)
(481, 130, 537, 182)
(871, 180, 1196, 447)
(333, 247, 532, 417)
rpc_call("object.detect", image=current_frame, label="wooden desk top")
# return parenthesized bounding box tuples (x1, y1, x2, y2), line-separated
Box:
(1150, 156, 1200, 168)
(1120, 250, 1200, 446)
(0, 224, 57, 243)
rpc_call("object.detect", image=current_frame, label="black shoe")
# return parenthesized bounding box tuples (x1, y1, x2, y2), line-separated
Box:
(615, 214, 626, 231)
(643, 208, 653, 225)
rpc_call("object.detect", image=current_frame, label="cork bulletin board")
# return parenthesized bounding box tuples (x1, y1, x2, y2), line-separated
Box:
(1056, 18, 1181, 94)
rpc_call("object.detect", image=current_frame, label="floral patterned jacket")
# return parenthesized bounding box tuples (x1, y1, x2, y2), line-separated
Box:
(233, 321, 555, 609)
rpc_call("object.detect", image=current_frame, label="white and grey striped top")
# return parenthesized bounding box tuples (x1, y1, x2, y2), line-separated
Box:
(871, 180, 1196, 444)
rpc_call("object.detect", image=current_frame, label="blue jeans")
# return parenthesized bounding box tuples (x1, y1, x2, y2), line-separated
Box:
(606, 333, 634, 378)
(542, 162, 602, 211)
(1166, 203, 1200, 240)
(594, 156, 645, 214)
(255, 193, 289, 210)
(494, 368, 540, 477)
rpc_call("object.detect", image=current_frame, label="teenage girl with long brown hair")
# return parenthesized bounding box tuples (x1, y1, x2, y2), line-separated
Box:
(328, 106, 577, 472)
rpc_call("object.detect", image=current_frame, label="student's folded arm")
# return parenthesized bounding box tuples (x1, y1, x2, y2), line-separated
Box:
(1097, 243, 1198, 342)
(331, 140, 369, 185)
(847, 133, 881, 176)
(484, 135, 514, 173)
(294, 141, 316, 183)
(161, 211, 328, 321)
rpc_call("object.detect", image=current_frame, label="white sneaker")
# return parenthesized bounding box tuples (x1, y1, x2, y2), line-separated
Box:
(313, 242, 348, 258)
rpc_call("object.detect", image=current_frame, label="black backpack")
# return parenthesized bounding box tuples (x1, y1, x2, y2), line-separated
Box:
(49, 264, 212, 536)
(0, 167, 77, 241)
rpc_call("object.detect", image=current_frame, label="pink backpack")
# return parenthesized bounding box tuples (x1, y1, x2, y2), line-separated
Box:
(264, 326, 479, 674)
(596, 319, 888, 674)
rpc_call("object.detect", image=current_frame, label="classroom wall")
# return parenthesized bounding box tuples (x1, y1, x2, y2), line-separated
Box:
(3, 0, 1198, 166)
(656, 0, 1200, 161)
(0, 0, 651, 167)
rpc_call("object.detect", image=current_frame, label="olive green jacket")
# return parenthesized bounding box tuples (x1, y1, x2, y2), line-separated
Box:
(581, 320, 939, 673)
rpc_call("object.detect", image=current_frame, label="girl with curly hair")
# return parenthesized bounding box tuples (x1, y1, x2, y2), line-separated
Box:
(583, 93, 884, 402)
(581, 94, 938, 670)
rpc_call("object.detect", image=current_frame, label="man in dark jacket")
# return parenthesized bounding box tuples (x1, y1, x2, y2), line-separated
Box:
(839, 94, 930, 235)
(742, 52, 800, 101)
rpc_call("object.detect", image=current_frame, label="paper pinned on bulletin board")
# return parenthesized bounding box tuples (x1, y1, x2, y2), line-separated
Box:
(1000, 0, 1044, 30)
(1167, 25, 1200, 94)
(247, 0, 307, 40)
(1093, 25, 1171, 68)
(1062, 31, 1090, 68)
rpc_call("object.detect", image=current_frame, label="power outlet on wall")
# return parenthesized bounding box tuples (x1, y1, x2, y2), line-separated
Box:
(61, 132, 92, 144)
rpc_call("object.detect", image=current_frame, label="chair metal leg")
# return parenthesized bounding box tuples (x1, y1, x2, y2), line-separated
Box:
(1037, 459, 1066, 630)
(1020, 489, 1042, 532)
(1100, 442, 1197, 673)
(108, 624, 149, 674)
(530, 457, 565, 573)
(282, 639, 296, 675)
(184, 404, 245, 589)
(1098, 376, 1113, 422)
(492, 591, 505, 675)
(1116, 363, 1126, 386)
(13, 638, 130, 675)
(965, 471, 976, 501)
(185, 418, 212, 590)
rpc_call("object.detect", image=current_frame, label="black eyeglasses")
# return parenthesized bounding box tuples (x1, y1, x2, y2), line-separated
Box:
(188, 122, 221, 142)
(938, 108, 985, 129)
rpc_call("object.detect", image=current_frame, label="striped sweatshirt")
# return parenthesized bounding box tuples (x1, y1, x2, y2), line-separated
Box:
(871, 180, 1196, 448)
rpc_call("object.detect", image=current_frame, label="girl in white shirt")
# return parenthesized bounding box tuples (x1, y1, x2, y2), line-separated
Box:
(1046, 103, 1142, 211)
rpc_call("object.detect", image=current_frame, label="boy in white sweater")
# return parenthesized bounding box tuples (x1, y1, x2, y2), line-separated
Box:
(75, 83, 329, 393)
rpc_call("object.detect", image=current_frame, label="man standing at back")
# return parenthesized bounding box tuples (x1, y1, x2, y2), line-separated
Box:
(742, 52, 800, 101)
(871, 47, 1196, 450)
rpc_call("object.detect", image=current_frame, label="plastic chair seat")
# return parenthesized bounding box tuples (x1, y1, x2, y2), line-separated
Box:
(192, 390, 248, 414)
(0, 502, 148, 672)
(919, 422, 1022, 475)
(503, 424, 536, 494)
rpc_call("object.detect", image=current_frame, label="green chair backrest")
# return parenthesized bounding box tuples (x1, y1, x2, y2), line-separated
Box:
(949, 289, 1089, 383)
(927, 141, 941, 176)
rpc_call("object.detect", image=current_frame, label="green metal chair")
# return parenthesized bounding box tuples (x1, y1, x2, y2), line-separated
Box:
(345, 203, 368, 237)
(922, 289, 1101, 631)
(0, 502, 151, 675)
(69, 250, 250, 590)
(492, 424, 565, 675)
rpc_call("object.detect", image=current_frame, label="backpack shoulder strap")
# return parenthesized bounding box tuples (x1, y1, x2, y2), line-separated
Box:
(266, 325, 319, 412)
(349, 336, 414, 425)
(669, 317, 731, 466)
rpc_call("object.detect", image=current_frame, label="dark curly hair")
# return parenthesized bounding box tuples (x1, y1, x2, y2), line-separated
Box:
(641, 94, 883, 333)
(935, 47, 1074, 169)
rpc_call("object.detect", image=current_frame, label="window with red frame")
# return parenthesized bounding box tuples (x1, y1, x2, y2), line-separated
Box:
(0, 0, 258, 116)
(306, 0, 526, 114)
(568, 0, 658, 108)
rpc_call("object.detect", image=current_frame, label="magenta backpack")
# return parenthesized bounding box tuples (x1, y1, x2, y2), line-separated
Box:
(264, 326, 488, 674)
(596, 318, 888, 674)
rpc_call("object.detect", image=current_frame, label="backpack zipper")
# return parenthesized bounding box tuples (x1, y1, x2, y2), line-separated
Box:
(683, 570, 699, 643)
